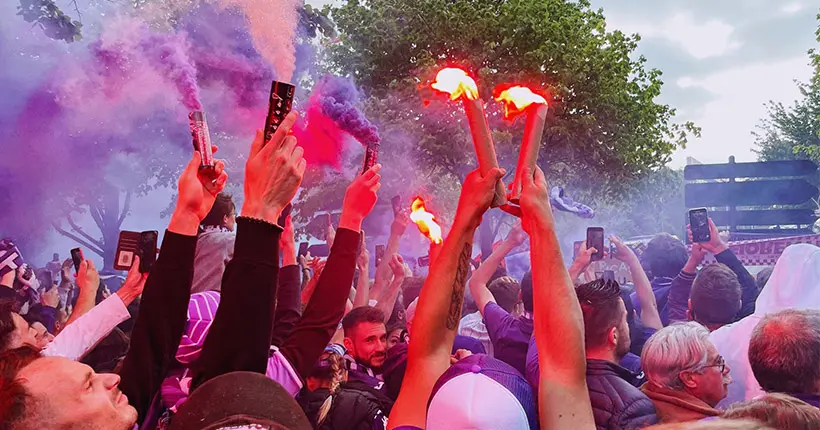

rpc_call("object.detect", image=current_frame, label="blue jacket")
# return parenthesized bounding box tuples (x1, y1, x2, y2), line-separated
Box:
(586, 359, 658, 430)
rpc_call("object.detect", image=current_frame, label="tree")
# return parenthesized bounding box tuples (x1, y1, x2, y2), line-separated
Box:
(296, 0, 697, 241)
(17, 0, 82, 43)
(755, 15, 820, 164)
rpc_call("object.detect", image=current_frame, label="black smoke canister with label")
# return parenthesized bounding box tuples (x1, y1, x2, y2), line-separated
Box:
(264, 81, 295, 143)
(189, 111, 215, 172)
(362, 142, 380, 174)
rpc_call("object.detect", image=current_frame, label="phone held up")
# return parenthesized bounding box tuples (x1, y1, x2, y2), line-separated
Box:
(689, 208, 711, 243)
(114, 230, 159, 273)
(586, 227, 605, 262)
(70, 248, 84, 273)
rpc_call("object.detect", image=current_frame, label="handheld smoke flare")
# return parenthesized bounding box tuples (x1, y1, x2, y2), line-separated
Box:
(264, 80, 296, 143)
(189, 111, 215, 172)
(431, 68, 506, 207)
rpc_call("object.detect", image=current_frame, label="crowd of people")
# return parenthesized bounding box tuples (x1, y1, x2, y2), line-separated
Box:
(2, 112, 820, 430)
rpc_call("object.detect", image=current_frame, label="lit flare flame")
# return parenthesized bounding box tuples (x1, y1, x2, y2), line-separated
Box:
(431, 68, 479, 101)
(494, 86, 547, 119)
(410, 197, 443, 244)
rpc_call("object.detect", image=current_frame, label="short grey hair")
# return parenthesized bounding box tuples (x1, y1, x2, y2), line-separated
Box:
(641, 322, 713, 389)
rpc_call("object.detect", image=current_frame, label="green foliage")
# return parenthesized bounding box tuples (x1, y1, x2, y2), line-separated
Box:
(293, 0, 697, 238)
(17, 0, 82, 43)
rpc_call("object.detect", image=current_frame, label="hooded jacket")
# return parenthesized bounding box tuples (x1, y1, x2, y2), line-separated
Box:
(710, 244, 820, 408)
(641, 382, 720, 423)
(298, 384, 391, 430)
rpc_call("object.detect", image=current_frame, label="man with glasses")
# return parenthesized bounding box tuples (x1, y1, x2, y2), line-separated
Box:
(640, 322, 731, 423)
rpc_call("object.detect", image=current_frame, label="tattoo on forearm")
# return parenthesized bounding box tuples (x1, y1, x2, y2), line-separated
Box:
(446, 243, 472, 330)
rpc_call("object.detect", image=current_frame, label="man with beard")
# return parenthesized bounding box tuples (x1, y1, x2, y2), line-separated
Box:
(578, 279, 659, 429)
(343, 306, 389, 393)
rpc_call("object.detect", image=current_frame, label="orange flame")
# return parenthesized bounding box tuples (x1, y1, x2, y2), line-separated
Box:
(410, 197, 443, 244)
(431, 68, 479, 101)
(494, 86, 547, 119)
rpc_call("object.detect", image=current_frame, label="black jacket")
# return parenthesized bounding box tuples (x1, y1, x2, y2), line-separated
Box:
(586, 359, 658, 430)
(298, 383, 391, 430)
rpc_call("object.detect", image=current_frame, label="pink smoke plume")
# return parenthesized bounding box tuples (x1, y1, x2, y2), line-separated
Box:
(221, 0, 300, 82)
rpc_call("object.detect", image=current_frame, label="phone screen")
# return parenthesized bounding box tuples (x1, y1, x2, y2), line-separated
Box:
(70, 248, 83, 273)
(689, 208, 711, 243)
(139, 231, 159, 273)
(298, 242, 309, 258)
(587, 228, 605, 261)
(278, 203, 293, 226)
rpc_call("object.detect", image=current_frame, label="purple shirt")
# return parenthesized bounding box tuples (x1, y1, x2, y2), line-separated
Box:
(483, 302, 533, 376)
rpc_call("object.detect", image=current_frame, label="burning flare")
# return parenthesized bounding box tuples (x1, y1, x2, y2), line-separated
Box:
(431, 68, 479, 101)
(410, 197, 443, 244)
(494, 86, 547, 119)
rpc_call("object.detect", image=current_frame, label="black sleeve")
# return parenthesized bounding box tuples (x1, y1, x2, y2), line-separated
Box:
(271, 265, 302, 347)
(118, 231, 197, 423)
(191, 218, 281, 391)
(715, 249, 757, 319)
(280, 228, 359, 378)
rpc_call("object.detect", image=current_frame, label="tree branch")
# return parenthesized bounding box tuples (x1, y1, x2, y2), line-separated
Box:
(65, 214, 104, 248)
(116, 191, 132, 228)
(89, 204, 105, 232)
(52, 222, 104, 256)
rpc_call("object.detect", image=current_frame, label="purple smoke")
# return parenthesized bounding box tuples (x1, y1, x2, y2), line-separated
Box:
(316, 75, 380, 146)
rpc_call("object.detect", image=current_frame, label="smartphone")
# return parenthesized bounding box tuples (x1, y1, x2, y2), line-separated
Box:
(689, 208, 711, 243)
(418, 255, 430, 267)
(298, 242, 309, 258)
(375, 245, 385, 266)
(138, 231, 158, 273)
(391, 195, 402, 217)
(70, 248, 83, 273)
(307, 243, 330, 258)
(115, 230, 159, 273)
(586, 227, 605, 261)
(278, 203, 293, 227)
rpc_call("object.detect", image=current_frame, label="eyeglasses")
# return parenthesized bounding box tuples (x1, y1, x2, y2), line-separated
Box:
(701, 356, 727, 374)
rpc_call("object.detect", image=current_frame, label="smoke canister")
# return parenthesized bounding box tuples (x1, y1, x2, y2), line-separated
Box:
(189, 111, 215, 171)
(362, 141, 380, 174)
(264, 80, 295, 143)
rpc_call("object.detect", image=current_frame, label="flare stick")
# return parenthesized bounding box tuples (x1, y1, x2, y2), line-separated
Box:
(510, 103, 548, 203)
(463, 98, 507, 208)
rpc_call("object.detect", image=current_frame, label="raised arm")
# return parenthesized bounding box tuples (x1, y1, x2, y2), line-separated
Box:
(371, 213, 409, 301)
(667, 242, 706, 323)
(468, 225, 526, 316)
(64, 259, 100, 327)
(375, 254, 407, 321)
(279, 167, 380, 378)
(611, 235, 663, 331)
(353, 233, 371, 309)
(271, 215, 302, 346)
(519, 167, 594, 429)
(389, 167, 505, 429)
(119, 149, 228, 422)
(567, 241, 596, 283)
(192, 113, 305, 390)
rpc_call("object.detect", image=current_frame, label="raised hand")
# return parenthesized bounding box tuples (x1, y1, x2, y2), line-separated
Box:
(339, 164, 382, 232)
(517, 166, 555, 235)
(170, 149, 228, 235)
(116, 256, 148, 305)
(388, 254, 406, 281)
(689, 218, 727, 255)
(610, 235, 638, 265)
(242, 112, 306, 225)
(455, 167, 506, 228)
(41, 285, 60, 308)
(75, 260, 101, 296)
(357, 232, 370, 271)
(506, 223, 527, 247)
(391, 212, 410, 237)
